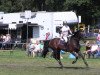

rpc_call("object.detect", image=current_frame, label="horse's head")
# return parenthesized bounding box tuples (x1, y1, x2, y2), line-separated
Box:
(73, 30, 85, 40)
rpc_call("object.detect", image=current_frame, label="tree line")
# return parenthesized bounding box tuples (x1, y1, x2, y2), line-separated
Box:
(0, 0, 100, 25)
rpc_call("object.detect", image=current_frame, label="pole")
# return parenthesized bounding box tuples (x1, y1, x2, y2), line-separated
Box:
(26, 18, 29, 43)
(20, 10, 32, 43)
(88, 25, 90, 33)
(8, 28, 9, 34)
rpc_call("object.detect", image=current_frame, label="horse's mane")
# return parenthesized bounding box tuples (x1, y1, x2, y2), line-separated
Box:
(73, 30, 80, 36)
(72, 30, 82, 39)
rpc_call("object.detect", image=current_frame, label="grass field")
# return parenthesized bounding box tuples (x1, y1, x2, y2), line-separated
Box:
(0, 49, 100, 75)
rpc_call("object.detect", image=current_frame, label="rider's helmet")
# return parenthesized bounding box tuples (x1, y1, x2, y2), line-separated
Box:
(63, 21, 67, 26)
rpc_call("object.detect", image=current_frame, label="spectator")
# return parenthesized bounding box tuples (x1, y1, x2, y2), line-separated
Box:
(2, 34, 11, 49)
(45, 32, 52, 40)
(0, 34, 3, 42)
(5, 34, 11, 43)
(85, 41, 91, 51)
(86, 41, 99, 58)
(96, 29, 100, 47)
(83, 40, 91, 58)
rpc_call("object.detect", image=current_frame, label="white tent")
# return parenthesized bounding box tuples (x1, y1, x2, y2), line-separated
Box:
(53, 11, 78, 25)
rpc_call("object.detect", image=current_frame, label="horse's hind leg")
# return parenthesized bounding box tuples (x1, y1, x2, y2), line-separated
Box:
(42, 47, 49, 58)
(53, 50, 63, 68)
(78, 51, 89, 67)
(71, 52, 78, 64)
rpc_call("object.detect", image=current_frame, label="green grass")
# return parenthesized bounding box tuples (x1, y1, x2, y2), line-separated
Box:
(0, 49, 100, 75)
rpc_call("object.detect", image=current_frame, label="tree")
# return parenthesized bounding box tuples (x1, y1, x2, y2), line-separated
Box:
(34, 0, 46, 11)
(0, 0, 12, 12)
(0, 0, 100, 25)
(63, 0, 100, 25)
(45, 0, 65, 11)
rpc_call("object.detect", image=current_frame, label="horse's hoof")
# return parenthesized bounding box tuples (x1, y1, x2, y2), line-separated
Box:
(86, 65, 89, 68)
(86, 66, 90, 70)
(60, 66, 63, 69)
(85, 62, 89, 68)
(72, 61, 75, 64)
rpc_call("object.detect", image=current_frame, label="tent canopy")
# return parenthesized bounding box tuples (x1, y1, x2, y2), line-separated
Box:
(0, 24, 8, 29)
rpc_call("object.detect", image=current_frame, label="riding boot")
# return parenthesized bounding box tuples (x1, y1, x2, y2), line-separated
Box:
(65, 42, 68, 46)
(60, 38, 65, 44)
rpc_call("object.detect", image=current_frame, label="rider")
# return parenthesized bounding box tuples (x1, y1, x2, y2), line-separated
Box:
(60, 21, 72, 43)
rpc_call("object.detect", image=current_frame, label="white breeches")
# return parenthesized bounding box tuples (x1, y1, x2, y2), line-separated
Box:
(63, 36, 68, 42)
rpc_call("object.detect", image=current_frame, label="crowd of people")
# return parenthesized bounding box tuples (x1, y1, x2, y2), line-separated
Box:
(26, 38, 44, 57)
(84, 35, 100, 58)
(0, 21, 100, 59)
(0, 34, 12, 49)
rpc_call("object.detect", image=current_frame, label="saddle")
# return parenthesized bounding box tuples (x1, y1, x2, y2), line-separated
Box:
(60, 39, 69, 52)
(60, 39, 66, 44)
(60, 39, 68, 46)
(60, 36, 70, 44)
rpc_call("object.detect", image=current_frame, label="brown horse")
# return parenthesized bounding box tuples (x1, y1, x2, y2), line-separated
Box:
(42, 30, 88, 68)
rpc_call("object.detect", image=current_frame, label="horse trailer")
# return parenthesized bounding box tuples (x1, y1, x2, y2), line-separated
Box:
(0, 11, 78, 41)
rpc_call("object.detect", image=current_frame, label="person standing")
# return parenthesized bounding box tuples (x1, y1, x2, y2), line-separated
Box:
(45, 32, 50, 40)
(60, 21, 72, 43)
(96, 30, 100, 47)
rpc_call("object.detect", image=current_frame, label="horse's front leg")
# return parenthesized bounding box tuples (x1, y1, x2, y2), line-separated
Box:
(78, 51, 89, 67)
(57, 59, 63, 68)
(71, 52, 78, 64)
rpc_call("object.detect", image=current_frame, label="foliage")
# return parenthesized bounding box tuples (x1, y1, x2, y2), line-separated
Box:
(0, 0, 100, 25)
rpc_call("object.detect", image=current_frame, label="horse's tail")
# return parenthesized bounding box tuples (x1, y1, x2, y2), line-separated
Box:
(41, 40, 50, 58)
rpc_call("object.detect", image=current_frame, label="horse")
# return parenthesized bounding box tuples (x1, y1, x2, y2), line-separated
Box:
(42, 30, 89, 68)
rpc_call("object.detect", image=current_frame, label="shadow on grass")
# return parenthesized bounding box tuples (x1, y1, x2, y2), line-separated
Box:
(46, 66, 90, 70)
